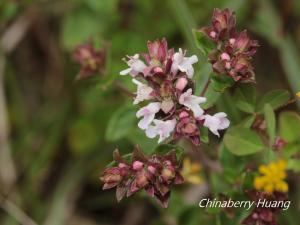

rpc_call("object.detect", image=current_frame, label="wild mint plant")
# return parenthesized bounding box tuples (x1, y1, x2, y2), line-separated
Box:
(98, 7, 300, 224)
(120, 38, 230, 145)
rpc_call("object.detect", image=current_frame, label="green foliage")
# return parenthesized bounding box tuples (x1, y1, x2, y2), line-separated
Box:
(105, 104, 136, 141)
(61, 8, 102, 50)
(224, 126, 264, 156)
(279, 111, 300, 143)
(210, 74, 235, 92)
(264, 103, 276, 144)
(193, 29, 215, 56)
(234, 84, 256, 113)
(257, 89, 291, 112)
(155, 144, 184, 161)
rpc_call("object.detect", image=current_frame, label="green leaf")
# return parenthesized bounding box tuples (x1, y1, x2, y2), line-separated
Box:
(224, 127, 264, 156)
(106, 153, 132, 168)
(279, 111, 300, 142)
(105, 104, 136, 141)
(127, 128, 158, 154)
(202, 84, 221, 109)
(61, 8, 102, 50)
(219, 144, 247, 183)
(155, 144, 184, 160)
(199, 126, 209, 144)
(234, 84, 256, 113)
(210, 74, 235, 93)
(193, 29, 215, 56)
(257, 89, 291, 112)
(287, 159, 300, 172)
(264, 103, 276, 144)
(239, 115, 255, 128)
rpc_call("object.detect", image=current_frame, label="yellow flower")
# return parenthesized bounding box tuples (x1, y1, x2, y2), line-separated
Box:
(181, 158, 202, 184)
(296, 92, 300, 99)
(254, 160, 288, 194)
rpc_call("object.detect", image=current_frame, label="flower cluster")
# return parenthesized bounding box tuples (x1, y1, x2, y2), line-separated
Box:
(120, 38, 230, 145)
(254, 160, 288, 194)
(73, 42, 106, 80)
(201, 8, 259, 82)
(242, 190, 288, 225)
(100, 146, 184, 208)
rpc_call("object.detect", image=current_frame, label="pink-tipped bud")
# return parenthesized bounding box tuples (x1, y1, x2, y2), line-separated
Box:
(273, 137, 287, 151)
(225, 61, 231, 69)
(136, 171, 148, 187)
(118, 163, 127, 168)
(161, 167, 175, 181)
(133, 161, 144, 170)
(179, 111, 189, 119)
(220, 52, 230, 61)
(175, 77, 188, 91)
(153, 67, 163, 74)
(229, 38, 236, 45)
(209, 31, 217, 39)
(147, 165, 156, 174)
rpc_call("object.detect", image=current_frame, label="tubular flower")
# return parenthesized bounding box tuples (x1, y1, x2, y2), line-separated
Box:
(201, 9, 259, 82)
(254, 160, 288, 194)
(180, 158, 202, 184)
(120, 38, 230, 145)
(296, 91, 300, 99)
(100, 146, 184, 208)
(73, 42, 106, 80)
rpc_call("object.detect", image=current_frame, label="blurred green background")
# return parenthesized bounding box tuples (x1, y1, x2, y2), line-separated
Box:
(0, 0, 300, 225)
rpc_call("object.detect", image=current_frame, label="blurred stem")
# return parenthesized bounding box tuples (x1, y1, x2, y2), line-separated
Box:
(0, 53, 17, 192)
(200, 78, 211, 97)
(0, 195, 38, 225)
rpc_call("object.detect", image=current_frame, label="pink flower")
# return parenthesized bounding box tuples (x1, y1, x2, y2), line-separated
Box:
(179, 89, 206, 118)
(132, 79, 154, 104)
(145, 119, 177, 143)
(136, 102, 161, 130)
(202, 112, 230, 137)
(120, 54, 147, 76)
(171, 48, 198, 78)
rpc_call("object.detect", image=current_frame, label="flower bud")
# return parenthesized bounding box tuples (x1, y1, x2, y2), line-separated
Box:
(161, 167, 175, 181)
(229, 38, 236, 45)
(136, 171, 149, 187)
(148, 165, 156, 174)
(220, 52, 230, 61)
(179, 111, 189, 119)
(273, 137, 287, 151)
(175, 77, 188, 91)
(118, 163, 127, 168)
(133, 161, 144, 170)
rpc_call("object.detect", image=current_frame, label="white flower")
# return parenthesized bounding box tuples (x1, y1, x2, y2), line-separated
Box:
(171, 48, 198, 78)
(120, 54, 147, 76)
(179, 89, 206, 118)
(132, 79, 154, 104)
(145, 119, 176, 143)
(136, 102, 161, 130)
(202, 112, 230, 137)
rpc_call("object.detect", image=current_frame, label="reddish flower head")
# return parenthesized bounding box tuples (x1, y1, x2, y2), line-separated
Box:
(73, 42, 106, 80)
(201, 8, 236, 42)
(242, 190, 288, 225)
(100, 146, 184, 208)
(201, 9, 259, 83)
